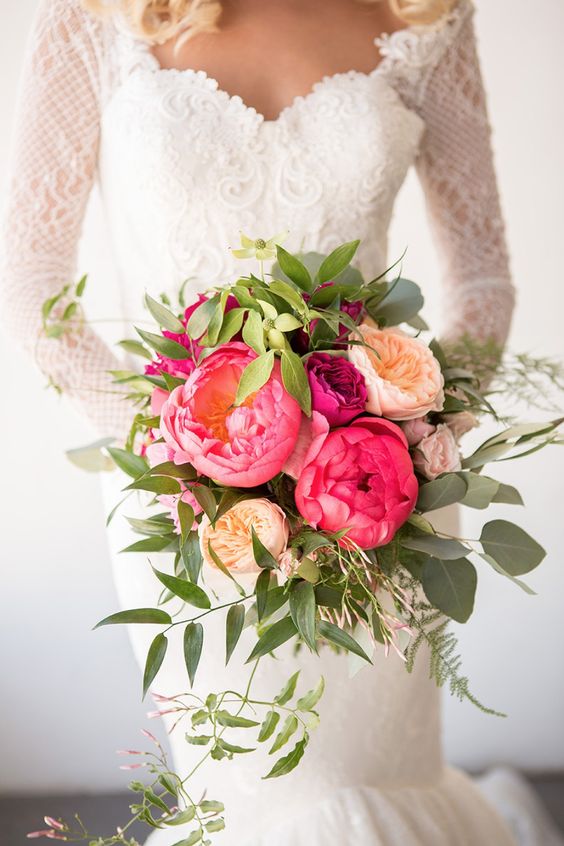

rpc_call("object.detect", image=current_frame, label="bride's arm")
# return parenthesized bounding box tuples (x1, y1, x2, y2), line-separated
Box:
(0, 0, 132, 438)
(414, 5, 515, 347)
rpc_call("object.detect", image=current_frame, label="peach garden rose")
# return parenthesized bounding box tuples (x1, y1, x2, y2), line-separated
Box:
(348, 325, 444, 421)
(199, 498, 289, 574)
(413, 423, 462, 480)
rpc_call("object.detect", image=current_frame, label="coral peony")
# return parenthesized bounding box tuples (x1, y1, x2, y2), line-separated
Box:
(413, 423, 462, 480)
(160, 343, 301, 487)
(295, 416, 418, 549)
(348, 325, 444, 421)
(305, 353, 367, 426)
(199, 498, 289, 574)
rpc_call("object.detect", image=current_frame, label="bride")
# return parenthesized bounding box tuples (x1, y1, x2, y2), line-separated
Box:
(2, 0, 560, 844)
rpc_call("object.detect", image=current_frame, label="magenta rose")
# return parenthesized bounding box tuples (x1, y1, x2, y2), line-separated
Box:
(295, 416, 418, 549)
(160, 342, 302, 487)
(305, 353, 367, 426)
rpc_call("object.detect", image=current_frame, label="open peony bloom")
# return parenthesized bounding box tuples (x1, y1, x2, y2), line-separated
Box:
(199, 498, 289, 574)
(159, 343, 301, 487)
(348, 325, 444, 421)
(295, 416, 418, 549)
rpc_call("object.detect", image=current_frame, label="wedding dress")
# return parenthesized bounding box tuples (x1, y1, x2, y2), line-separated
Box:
(2, 0, 560, 844)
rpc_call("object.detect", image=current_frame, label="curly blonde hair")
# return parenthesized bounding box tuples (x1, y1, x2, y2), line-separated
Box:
(83, 0, 457, 44)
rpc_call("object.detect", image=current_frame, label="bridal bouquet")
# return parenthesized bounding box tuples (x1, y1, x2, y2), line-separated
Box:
(32, 234, 562, 844)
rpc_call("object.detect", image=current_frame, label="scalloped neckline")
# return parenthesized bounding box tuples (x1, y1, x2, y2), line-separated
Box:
(133, 26, 417, 125)
(126, 1, 468, 125)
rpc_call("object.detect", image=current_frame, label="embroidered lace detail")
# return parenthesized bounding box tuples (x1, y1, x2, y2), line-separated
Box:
(0, 0, 514, 437)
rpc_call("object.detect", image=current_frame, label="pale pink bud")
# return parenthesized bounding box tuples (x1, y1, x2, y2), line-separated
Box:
(402, 416, 436, 446)
(116, 749, 142, 755)
(141, 729, 158, 743)
(27, 832, 54, 839)
(119, 763, 145, 770)
(44, 819, 65, 831)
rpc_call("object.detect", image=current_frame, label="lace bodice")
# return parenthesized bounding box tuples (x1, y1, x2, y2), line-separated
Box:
(0, 0, 514, 438)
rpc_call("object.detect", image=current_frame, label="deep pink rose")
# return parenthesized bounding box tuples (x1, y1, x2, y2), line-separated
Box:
(305, 352, 367, 426)
(295, 416, 418, 549)
(160, 342, 302, 487)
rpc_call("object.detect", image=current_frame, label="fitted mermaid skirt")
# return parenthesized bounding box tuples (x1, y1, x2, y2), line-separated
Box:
(100, 469, 516, 845)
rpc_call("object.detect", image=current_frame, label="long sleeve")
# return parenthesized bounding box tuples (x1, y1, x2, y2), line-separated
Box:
(378, 0, 516, 347)
(0, 0, 132, 438)
(414, 4, 515, 345)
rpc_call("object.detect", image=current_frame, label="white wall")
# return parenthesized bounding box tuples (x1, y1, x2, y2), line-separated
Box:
(0, 0, 562, 793)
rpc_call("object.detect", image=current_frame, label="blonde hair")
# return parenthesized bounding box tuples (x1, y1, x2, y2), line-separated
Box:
(83, 0, 457, 45)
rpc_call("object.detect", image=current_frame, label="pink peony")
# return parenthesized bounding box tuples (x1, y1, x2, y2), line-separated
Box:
(283, 411, 329, 480)
(402, 416, 436, 446)
(305, 352, 367, 426)
(295, 416, 418, 549)
(199, 498, 289, 574)
(160, 343, 302, 487)
(413, 423, 462, 480)
(348, 325, 444, 421)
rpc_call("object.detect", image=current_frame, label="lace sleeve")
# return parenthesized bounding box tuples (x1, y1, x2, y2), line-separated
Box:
(380, 1, 515, 347)
(0, 0, 132, 438)
(416, 4, 515, 345)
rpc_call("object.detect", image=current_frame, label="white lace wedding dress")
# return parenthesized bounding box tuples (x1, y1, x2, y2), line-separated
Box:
(3, 1, 563, 844)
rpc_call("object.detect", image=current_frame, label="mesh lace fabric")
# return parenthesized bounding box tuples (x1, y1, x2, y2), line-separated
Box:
(0, 0, 515, 438)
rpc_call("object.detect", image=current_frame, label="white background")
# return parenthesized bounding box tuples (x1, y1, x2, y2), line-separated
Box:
(0, 0, 562, 793)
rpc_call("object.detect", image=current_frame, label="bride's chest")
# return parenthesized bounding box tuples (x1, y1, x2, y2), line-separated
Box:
(98, 67, 424, 212)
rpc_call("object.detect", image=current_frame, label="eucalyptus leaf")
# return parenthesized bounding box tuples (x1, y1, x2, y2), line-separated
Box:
(480, 520, 545, 575)
(401, 535, 469, 559)
(479, 553, 536, 595)
(458, 473, 501, 509)
(421, 557, 477, 623)
(416, 473, 467, 512)
(368, 278, 424, 325)
(491, 483, 524, 506)
(183, 622, 203, 687)
(143, 633, 168, 698)
(66, 438, 115, 473)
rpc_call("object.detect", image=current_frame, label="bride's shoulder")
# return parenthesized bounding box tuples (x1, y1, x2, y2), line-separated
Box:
(376, 0, 475, 100)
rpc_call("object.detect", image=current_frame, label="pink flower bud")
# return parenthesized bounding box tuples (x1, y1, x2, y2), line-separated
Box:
(44, 819, 65, 831)
(141, 729, 158, 743)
